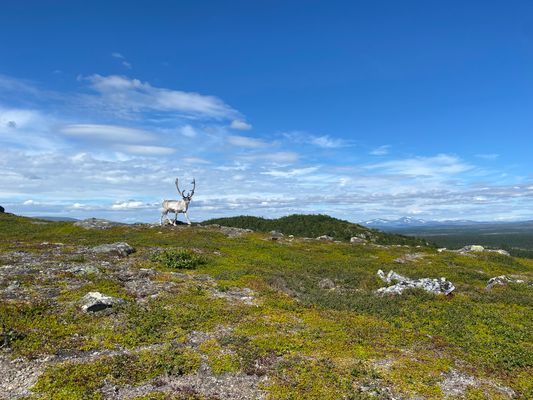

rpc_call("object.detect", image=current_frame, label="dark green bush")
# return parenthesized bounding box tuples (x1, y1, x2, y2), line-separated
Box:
(150, 249, 206, 269)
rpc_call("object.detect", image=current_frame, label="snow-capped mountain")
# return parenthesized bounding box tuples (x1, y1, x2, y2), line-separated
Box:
(360, 217, 479, 228)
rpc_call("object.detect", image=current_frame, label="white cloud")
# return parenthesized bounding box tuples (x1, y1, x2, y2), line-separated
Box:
(84, 75, 237, 119)
(310, 135, 347, 148)
(180, 125, 197, 137)
(111, 52, 132, 69)
(23, 199, 39, 205)
(227, 135, 267, 148)
(117, 144, 175, 155)
(111, 200, 149, 210)
(284, 131, 349, 148)
(61, 124, 155, 143)
(183, 157, 211, 164)
(239, 151, 299, 163)
(262, 166, 319, 177)
(230, 119, 252, 130)
(370, 145, 390, 156)
(368, 154, 473, 177)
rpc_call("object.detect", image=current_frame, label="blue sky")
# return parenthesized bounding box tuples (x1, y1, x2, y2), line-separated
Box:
(1, 0, 532, 222)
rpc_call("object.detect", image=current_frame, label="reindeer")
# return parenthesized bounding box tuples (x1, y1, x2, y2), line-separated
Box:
(161, 178, 196, 226)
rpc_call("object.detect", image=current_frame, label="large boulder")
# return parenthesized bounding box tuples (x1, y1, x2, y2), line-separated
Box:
(269, 231, 284, 241)
(74, 218, 124, 230)
(91, 242, 135, 257)
(80, 292, 124, 312)
(316, 235, 333, 241)
(376, 269, 455, 295)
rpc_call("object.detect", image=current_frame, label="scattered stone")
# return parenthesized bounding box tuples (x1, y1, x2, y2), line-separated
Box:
(460, 245, 485, 252)
(394, 253, 424, 264)
(486, 275, 525, 290)
(211, 287, 256, 305)
(437, 248, 447, 252)
(80, 292, 124, 312)
(211, 225, 253, 238)
(318, 278, 336, 290)
(350, 236, 366, 244)
(269, 230, 284, 240)
(376, 269, 455, 295)
(5, 280, 21, 291)
(74, 218, 125, 230)
(91, 242, 135, 257)
(316, 235, 333, 241)
(439, 369, 515, 398)
(439, 369, 479, 398)
(67, 265, 100, 275)
(456, 245, 510, 256)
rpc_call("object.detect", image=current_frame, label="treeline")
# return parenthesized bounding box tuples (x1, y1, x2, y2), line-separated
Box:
(202, 214, 432, 247)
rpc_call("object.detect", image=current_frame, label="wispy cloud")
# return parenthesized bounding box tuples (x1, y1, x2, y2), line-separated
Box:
(226, 135, 267, 148)
(370, 145, 390, 156)
(83, 74, 238, 119)
(284, 131, 350, 149)
(476, 153, 499, 160)
(230, 119, 252, 130)
(61, 124, 156, 143)
(111, 52, 132, 69)
(367, 154, 473, 177)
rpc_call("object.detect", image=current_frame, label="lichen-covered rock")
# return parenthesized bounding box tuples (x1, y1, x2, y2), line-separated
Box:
(376, 269, 455, 295)
(459, 245, 485, 253)
(318, 278, 335, 290)
(486, 275, 525, 290)
(74, 218, 124, 229)
(316, 235, 333, 241)
(91, 242, 135, 257)
(270, 230, 284, 240)
(350, 236, 366, 244)
(80, 291, 124, 312)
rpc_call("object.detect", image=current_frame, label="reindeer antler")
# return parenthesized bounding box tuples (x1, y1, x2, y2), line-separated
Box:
(175, 178, 186, 198)
(189, 178, 196, 197)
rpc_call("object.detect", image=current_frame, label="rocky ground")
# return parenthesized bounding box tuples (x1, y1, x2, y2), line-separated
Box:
(0, 214, 532, 399)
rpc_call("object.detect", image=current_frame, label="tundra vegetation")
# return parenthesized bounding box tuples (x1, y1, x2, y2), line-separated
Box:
(0, 212, 531, 399)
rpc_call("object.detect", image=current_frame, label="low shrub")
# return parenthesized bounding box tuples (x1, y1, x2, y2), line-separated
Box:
(150, 249, 206, 269)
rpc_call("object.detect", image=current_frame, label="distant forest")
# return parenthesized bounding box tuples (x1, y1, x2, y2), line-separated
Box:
(202, 214, 431, 247)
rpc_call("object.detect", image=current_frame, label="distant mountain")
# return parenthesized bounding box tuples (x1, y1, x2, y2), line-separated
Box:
(360, 217, 494, 229)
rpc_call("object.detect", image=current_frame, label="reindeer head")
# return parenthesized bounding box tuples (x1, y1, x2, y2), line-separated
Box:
(175, 178, 196, 202)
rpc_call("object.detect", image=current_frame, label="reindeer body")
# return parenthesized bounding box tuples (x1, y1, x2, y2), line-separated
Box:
(161, 178, 195, 226)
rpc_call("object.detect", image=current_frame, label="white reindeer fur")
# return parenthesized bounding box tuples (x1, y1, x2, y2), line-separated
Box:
(161, 178, 195, 226)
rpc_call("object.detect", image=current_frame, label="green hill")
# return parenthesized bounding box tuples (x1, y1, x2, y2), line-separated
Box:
(0, 212, 532, 399)
(203, 214, 432, 246)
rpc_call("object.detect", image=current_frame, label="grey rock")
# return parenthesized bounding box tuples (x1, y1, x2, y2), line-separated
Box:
(6, 281, 21, 291)
(316, 235, 333, 241)
(68, 265, 100, 275)
(269, 230, 284, 240)
(80, 291, 124, 312)
(486, 275, 525, 290)
(376, 269, 455, 295)
(394, 253, 424, 264)
(92, 242, 135, 257)
(318, 278, 335, 290)
(350, 236, 366, 244)
(74, 218, 124, 230)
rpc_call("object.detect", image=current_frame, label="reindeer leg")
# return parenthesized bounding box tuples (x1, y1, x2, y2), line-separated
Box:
(184, 211, 191, 225)
(173, 211, 178, 226)
(161, 210, 167, 226)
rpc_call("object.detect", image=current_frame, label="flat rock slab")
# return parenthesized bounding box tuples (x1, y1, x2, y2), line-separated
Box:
(376, 269, 455, 295)
(92, 242, 135, 257)
(74, 218, 125, 230)
(80, 291, 124, 312)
